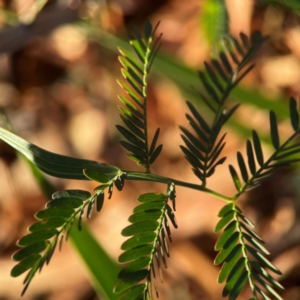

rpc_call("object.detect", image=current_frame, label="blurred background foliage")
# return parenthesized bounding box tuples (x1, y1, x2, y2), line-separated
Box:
(0, 0, 300, 299)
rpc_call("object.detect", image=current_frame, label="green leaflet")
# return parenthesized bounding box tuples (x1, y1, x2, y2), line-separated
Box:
(214, 232, 239, 265)
(46, 197, 83, 208)
(215, 220, 236, 251)
(226, 270, 248, 299)
(118, 245, 154, 263)
(114, 269, 148, 293)
(218, 202, 234, 217)
(138, 193, 166, 203)
(214, 210, 235, 232)
(35, 207, 75, 220)
(18, 229, 58, 247)
(229, 165, 242, 191)
(118, 258, 151, 279)
(218, 243, 243, 283)
(289, 97, 299, 131)
(121, 220, 159, 237)
(133, 201, 166, 212)
(252, 130, 264, 167)
(12, 241, 48, 261)
(121, 233, 157, 251)
(128, 211, 162, 223)
(222, 257, 245, 292)
(118, 284, 146, 300)
(11, 254, 42, 277)
(270, 110, 280, 150)
(28, 218, 66, 232)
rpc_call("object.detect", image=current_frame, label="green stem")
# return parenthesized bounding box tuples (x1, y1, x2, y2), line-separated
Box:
(125, 171, 233, 202)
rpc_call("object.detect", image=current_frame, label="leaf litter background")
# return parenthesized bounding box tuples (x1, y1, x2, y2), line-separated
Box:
(0, 0, 300, 299)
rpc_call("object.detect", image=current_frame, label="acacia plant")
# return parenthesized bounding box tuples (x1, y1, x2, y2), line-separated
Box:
(1, 21, 298, 300)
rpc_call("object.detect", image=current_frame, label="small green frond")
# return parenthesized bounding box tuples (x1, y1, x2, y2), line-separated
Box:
(115, 192, 177, 299)
(11, 187, 114, 293)
(231, 104, 300, 194)
(215, 203, 283, 299)
(181, 31, 263, 185)
(118, 22, 163, 171)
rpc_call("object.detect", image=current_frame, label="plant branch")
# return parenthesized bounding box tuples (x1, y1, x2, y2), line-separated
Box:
(125, 171, 233, 202)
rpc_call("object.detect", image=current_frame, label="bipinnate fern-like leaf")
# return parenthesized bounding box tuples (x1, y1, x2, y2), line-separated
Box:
(180, 32, 265, 186)
(214, 203, 284, 300)
(114, 187, 177, 299)
(229, 97, 300, 194)
(117, 21, 163, 171)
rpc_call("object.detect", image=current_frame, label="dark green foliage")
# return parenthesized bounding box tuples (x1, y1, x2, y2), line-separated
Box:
(1, 21, 297, 300)
(214, 203, 284, 300)
(117, 21, 163, 171)
(115, 192, 177, 299)
(10, 186, 119, 295)
(229, 98, 300, 194)
(180, 32, 265, 186)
